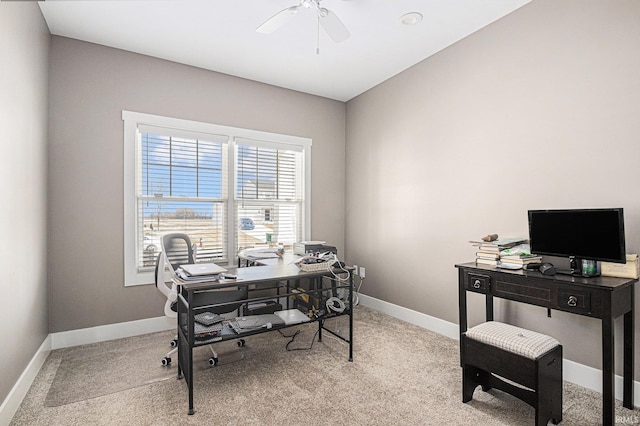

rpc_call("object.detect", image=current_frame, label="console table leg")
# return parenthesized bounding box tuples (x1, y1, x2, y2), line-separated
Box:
(623, 297, 634, 409)
(602, 315, 615, 426)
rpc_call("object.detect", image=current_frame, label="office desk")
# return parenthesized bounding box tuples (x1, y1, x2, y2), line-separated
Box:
(456, 262, 636, 426)
(176, 261, 353, 415)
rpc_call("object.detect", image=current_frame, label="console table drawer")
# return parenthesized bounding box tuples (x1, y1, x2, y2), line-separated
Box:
(494, 280, 551, 305)
(557, 288, 591, 314)
(466, 274, 489, 293)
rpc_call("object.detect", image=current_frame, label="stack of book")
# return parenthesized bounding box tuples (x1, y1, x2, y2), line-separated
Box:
(499, 254, 542, 268)
(471, 237, 528, 267)
(475, 244, 501, 266)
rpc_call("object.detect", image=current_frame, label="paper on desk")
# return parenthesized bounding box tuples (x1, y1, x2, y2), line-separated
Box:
(245, 249, 280, 259)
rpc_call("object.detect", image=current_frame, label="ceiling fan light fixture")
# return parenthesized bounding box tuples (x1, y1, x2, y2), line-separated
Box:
(257, 0, 350, 49)
(400, 12, 423, 26)
(256, 5, 300, 33)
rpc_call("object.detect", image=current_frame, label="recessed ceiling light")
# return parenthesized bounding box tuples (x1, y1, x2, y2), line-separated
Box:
(400, 12, 423, 26)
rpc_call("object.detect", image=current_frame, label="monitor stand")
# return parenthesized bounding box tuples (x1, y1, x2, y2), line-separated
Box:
(557, 256, 600, 277)
(555, 269, 581, 276)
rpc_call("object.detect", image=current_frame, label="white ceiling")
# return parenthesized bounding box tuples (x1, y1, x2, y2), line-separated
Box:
(38, 0, 531, 102)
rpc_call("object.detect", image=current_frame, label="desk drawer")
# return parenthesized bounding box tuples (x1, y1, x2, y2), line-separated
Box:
(494, 279, 552, 305)
(493, 279, 593, 315)
(557, 287, 591, 314)
(466, 274, 489, 293)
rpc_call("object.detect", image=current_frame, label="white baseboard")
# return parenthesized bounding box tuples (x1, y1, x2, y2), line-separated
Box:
(358, 293, 459, 339)
(50, 316, 175, 350)
(357, 293, 640, 408)
(0, 335, 51, 426)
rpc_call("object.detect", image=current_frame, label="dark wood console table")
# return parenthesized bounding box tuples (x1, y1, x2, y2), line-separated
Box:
(456, 262, 636, 426)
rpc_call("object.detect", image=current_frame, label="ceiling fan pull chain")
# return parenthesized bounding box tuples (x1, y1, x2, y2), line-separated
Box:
(316, 13, 321, 54)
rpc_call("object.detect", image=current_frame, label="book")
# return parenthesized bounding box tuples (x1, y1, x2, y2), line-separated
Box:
(500, 258, 541, 266)
(476, 252, 500, 260)
(500, 255, 541, 264)
(477, 245, 501, 253)
(476, 258, 499, 266)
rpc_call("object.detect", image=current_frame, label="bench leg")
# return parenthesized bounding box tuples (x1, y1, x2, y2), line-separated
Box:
(463, 365, 491, 402)
(536, 348, 563, 426)
(462, 365, 477, 402)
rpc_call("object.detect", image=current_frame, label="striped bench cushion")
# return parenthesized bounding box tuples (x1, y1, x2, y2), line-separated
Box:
(465, 321, 560, 360)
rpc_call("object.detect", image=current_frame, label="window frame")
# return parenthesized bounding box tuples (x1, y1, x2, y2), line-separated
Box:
(123, 110, 311, 286)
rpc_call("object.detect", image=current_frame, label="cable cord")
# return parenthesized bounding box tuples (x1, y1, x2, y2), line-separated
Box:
(282, 329, 320, 352)
(326, 296, 346, 313)
(277, 329, 299, 339)
(327, 258, 351, 282)
(352, 275, 364, 306)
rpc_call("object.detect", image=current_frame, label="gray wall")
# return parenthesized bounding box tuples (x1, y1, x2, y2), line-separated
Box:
(345, 0, 640, 376)
(48, 37, 346, 332)
(0, 2, 50, 405)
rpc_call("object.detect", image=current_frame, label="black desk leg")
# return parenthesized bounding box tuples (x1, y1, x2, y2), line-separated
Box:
(602, 314, 614, 426)
(349, 272, 353, 362)
(187, 291, 195, 416)
(458, 273, 467, 369)
(623, 285, 635, 409)
(458, 269, 467, 335)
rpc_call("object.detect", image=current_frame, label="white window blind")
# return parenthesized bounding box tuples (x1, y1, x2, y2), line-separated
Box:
(123, 111, 311, 286)
(235, 138, 303, 252)
(137, 127, 229, 271)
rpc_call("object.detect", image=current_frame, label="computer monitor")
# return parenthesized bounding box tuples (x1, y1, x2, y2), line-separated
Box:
(528, 208, 626, 274)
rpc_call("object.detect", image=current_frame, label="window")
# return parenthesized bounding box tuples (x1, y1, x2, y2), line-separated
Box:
(235, 138, 304, 252)
(123, 111, 311, 286)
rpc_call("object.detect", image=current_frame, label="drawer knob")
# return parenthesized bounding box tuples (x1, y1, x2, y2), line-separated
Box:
(567, 295, 578, 307)
(473, 279, 481, 289)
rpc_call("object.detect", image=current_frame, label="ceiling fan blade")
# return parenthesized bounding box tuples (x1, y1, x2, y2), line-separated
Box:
(256, 5, 300, 34)
(319, 9, 350, 43)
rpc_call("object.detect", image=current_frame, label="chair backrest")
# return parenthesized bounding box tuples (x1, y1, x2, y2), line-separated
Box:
(154, 250, 178, 318)
(161, 233, 196, 270)
(156, 233, 196, 318)
(154, 251, 166, 289)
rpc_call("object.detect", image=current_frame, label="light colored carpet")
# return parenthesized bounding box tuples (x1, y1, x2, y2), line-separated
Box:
(10, 307, 640, 425)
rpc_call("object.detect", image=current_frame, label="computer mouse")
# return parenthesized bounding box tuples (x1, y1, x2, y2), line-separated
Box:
(539, 263, 556, 276)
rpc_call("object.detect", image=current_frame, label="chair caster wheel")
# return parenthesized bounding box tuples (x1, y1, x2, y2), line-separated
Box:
(162, 356, 171, 366)
(209, 357, 218, 367)
(170, 339, 178, 348)
(237, 339, 245, 347)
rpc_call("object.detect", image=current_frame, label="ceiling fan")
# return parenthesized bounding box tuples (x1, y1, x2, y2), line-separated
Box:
(256, 0, 351, 53)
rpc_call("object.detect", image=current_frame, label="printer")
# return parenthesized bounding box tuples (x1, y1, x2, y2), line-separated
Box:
(293, 241, 337, 256)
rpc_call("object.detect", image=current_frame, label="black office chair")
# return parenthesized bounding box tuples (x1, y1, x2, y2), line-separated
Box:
(155, 233, 248, 366)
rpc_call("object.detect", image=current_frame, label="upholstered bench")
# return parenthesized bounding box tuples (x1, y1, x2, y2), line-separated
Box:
(461, 321, 563, 425)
